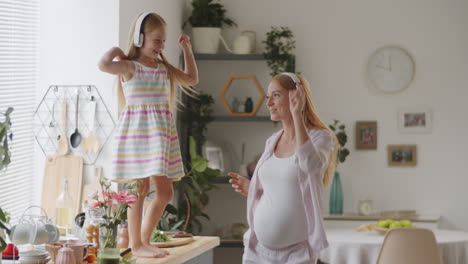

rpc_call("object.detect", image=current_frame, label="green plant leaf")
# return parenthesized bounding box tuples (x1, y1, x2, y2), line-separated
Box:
(0, 236, 6, 253)
(191, 157, 208, 172)
(189, 136, 197, 160)
(171, 219, 185, 231)
(165, 204, 178, 215)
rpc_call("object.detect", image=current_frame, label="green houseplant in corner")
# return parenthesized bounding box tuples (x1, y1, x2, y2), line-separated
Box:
(329, 119, 350, 215)
(158, 136, 220, 233)
(185, 0, 237, 54)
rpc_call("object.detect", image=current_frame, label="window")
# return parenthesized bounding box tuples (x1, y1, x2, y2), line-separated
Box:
(0, 0, 39, 222)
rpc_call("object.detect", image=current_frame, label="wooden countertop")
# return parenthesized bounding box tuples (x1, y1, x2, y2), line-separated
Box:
(136, 236, 220, 264)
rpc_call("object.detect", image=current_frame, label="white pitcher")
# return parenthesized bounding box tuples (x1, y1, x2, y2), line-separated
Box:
(232, 30, 256, 54)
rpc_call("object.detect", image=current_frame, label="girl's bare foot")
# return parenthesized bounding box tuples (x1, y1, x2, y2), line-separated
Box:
(145, 242, 170, 256)
(132, 244, 168, 258)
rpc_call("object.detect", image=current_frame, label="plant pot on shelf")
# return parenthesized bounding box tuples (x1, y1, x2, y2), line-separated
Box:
(192, 27, 231, 54)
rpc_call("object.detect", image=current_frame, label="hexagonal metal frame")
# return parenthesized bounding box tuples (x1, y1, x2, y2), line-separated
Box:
(219, 75, 266, 116)
(34, 85, 115, 165)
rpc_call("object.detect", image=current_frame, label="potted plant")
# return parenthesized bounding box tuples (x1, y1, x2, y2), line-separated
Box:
(0, 107, 13, 256)
(159, 93, 220, 233)
(262, 26, 296, 77)
(185, 0, 237, 54)
(158, 136, 220, 233)
(328, 119, 350, 215)
(0, 107, 13, 172)
(0, 207, 11, 255)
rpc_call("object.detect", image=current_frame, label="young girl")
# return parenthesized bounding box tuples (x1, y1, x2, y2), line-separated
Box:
(98, 12, 198, 258)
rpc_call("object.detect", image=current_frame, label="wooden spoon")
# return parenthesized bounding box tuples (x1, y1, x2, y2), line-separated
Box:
(57, 101, 69, 155)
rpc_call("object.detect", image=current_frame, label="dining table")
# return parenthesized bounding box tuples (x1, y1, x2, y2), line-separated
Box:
(319, 228, 468, 264)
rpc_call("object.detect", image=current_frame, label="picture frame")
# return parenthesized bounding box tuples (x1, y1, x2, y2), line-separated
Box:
(387, 145, 417, 166)
(398, 108, 432, 133)
(356, 121, 377, 150)
(203, 146, 224, 171)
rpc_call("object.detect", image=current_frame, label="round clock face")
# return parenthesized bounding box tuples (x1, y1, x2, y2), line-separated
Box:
(358, 200, 372, 216)
(367, 46, 415, 94)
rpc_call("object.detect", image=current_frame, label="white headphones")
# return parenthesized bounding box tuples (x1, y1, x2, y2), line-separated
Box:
(281, 72, 300, 88)
(133, 12, 152, 48)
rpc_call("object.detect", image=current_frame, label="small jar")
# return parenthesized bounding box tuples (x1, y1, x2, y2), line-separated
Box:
(117, 224, 129, 249)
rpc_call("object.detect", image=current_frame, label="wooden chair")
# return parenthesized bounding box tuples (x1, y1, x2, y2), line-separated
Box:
(376, 227, 442, 264)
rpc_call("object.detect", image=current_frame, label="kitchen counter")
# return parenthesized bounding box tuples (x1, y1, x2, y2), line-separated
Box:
(136, 236, 220, 264)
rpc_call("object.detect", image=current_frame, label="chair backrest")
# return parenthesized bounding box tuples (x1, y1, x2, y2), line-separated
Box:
(376, 227, 442, 264)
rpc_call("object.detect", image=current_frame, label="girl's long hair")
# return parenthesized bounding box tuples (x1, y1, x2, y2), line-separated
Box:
(117, 13, 198, 112)
(272, 74, 339, 186)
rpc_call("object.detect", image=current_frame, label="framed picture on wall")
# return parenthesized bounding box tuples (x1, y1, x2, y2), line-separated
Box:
(398, 108, 432, 133)
(387, 145, 417, 166)
(356, 121, 377, 149)
(204, 146, 224, 171)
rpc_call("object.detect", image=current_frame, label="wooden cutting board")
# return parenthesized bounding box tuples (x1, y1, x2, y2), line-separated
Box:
(81, 166, 103, 207)
(151, 236, 194, 248)
(41, 155, 84, 220)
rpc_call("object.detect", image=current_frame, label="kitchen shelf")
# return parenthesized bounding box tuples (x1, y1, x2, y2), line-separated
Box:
(213, 116, 272, 122)
(194, 53, 265, 60)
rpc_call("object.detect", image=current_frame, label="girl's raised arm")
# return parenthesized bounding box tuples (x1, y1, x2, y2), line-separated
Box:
(98, 47, 134, 80)
(177, 35, 199, 86)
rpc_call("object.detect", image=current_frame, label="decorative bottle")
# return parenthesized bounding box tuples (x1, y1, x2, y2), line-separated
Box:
(232, 97, 240, 112)
(245, 97, 253, 113)
(56, 179, 74, 236)
(329, 172, 343, 214)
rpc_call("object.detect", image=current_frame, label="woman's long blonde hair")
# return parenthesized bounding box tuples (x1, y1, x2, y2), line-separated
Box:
(272, 73, 339, 186)
(117, 13, 198, 112)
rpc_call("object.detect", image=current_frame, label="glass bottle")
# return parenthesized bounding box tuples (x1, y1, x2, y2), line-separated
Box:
(56, 179, 74, 236)
(231, 97, 240, 113)
(245, 97, 254, 113)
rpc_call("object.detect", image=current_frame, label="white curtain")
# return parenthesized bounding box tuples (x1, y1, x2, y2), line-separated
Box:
(0, 0, 39, 222)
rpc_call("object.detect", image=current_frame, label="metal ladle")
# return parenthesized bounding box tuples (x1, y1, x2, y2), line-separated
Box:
(70, 90, 82, 148)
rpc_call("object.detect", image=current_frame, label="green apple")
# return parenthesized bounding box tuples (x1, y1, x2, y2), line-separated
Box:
(389, 221, 402, 229)
(400, 219, 413, 227)
(376, 220, 390, 228)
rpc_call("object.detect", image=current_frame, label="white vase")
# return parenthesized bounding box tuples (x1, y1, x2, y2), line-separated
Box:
(192, 27, 223, 54)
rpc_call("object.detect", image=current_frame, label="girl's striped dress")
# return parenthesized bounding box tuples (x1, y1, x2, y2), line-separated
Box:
(111, 61, 184, 182)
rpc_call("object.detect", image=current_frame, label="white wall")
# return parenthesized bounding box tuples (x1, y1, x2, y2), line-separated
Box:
(197, 0, 468, 233)
(37, 0, 120, 203)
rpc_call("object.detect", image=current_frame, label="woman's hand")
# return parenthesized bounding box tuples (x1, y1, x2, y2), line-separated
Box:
(178, 34, 193, 52)
(289, 83, 305, 117)
(228, 172, 250, 197)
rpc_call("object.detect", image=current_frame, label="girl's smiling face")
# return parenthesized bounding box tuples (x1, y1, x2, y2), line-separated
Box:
(266, 80, 291, 121)
(141, 26, 167, 58)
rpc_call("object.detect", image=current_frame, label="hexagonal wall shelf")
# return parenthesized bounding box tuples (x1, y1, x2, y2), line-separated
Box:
(219, 75, 266, 116)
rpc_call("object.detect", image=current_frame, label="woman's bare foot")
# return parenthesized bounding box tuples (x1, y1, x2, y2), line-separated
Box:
(132, 244, 168, 258)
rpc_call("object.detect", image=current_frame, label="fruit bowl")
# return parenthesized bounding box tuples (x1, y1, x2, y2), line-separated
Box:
(373, 226, 390, 235)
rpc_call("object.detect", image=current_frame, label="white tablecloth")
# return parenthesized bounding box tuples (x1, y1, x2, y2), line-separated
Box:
(319, 228, 468, 264)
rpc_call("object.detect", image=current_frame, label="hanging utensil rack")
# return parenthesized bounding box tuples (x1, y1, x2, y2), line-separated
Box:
(33, 85, 116, 165)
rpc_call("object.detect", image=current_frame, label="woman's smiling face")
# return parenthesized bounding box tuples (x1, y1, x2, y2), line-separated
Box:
(266, 80, 291, 121)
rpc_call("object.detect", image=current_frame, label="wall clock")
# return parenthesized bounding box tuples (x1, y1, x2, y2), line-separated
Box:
(367, 46, 415, 94)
